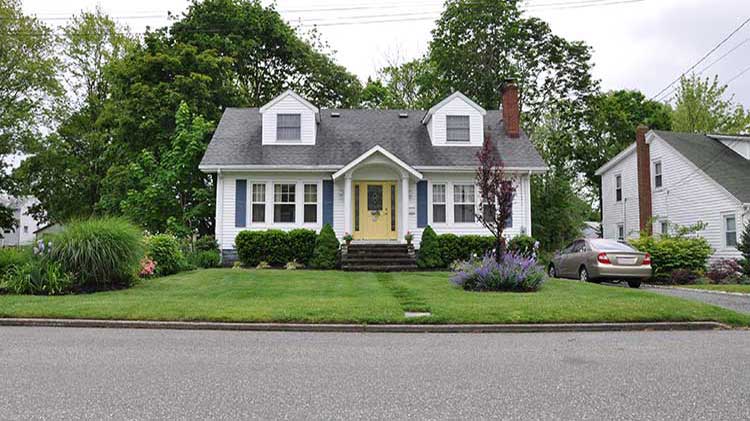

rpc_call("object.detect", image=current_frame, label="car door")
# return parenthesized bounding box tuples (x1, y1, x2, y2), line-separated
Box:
(561, 240, 584, 277)
(555, 241, 575, 278)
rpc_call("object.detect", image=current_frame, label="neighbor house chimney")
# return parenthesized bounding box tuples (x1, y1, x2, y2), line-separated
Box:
(635, 124, 652, 234)
(502, 79, 520, 138)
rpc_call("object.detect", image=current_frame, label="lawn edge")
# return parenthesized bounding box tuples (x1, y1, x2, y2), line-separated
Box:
(0, 318, 732, 333)
(647, 284, 750, 297)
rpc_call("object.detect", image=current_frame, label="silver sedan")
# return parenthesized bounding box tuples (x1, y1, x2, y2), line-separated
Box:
(548, 238, 652, 288)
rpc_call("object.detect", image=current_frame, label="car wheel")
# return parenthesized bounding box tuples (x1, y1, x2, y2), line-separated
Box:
(548, 265, 557, 278)
(627, 280, 642, 289)
(579, 267, 589, 283)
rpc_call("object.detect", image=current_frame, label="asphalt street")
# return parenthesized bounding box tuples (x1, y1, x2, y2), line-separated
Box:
(2, 327, 749, 420)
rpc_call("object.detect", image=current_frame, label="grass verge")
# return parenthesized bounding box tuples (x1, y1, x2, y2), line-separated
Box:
(681, 284, 750, 294)
(0, 269, 748, 326)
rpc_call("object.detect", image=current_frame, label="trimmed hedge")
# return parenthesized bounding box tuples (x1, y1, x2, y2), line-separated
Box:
(235, 229, 318, 267)
(439, 234, 495, 267)
(417, 226, 442, 269)
(145, 234, 185, 277)
(630, 235, 712, 279)
(311, 224, 339, 269)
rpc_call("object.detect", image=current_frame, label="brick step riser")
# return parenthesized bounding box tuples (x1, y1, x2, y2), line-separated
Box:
(342, 266, 418, 272)
(342, 259, 417, 265)
(344, 252, 412, 258)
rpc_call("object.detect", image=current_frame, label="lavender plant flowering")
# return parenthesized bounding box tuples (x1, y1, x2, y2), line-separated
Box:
(451, 252, 546, 292)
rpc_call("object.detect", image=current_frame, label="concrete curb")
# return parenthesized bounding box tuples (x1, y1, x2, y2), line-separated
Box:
(646, 284, 750, 297)
(0, 318, 731, 333)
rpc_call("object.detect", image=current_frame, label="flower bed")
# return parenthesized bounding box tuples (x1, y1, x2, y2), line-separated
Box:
(451, 253, 546, 292)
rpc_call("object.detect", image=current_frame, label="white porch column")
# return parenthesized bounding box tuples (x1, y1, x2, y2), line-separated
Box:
(215, 169, 223, 249)
(400, 174, 409, 243)
(344, 174, 352, 235)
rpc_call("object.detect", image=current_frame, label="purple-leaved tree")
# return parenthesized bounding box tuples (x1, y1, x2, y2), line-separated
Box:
(476, 134, 516, 262)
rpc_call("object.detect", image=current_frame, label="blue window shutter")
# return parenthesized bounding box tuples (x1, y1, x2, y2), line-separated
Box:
(322, 180, 334, 226)
(417, 180, 428, 228)
(235, 179, 247, 227)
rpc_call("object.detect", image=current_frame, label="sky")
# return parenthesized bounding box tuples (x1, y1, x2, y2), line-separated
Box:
(20, 0, 750, 106)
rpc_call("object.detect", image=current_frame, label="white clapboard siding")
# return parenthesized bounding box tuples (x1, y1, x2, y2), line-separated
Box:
(601, 150, 640, 240)
(427, 97, 484, 146)
(649, 136, 744, 261)
(261, 95, 316, 145)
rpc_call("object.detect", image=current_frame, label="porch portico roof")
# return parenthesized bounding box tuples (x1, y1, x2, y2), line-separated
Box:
(331, 145, 423, 180)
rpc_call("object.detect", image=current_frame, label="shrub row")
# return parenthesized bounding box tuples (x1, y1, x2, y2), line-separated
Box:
(630, 235, 712, 279)
(417, 226, 537, 269)
(234, 225, 338, 269)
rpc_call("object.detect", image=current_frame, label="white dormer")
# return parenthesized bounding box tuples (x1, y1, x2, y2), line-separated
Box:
(260, 90, 319, 145)
(422, 91, 486, 146)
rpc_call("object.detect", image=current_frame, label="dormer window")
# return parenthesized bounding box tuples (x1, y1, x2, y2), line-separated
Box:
(277, 114, 301, 141)
(446, 115, 470, 142)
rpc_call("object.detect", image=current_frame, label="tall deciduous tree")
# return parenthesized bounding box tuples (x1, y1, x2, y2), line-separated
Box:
(15, 9, 133, 223)
(170, 0, 361, 107)
(531, 172, 593, 252)
(476, 136, 516, 260)
(671, 74, 750, 134)
(0, 0, 61, 231)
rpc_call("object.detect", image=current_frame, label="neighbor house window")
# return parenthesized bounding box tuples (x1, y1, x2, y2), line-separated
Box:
(453, 184, 475, 223)
(274, 184, 296, 223)
(654, 161, 663, 189)
(617, 224, 625, 241)
(615, 174, 622, 202)
(304, 184, 317, 223)
(660, 221, 669, 235)
(725, 215, 737, 248)
(251, 183, 266, 223)
(446, 115, 470, 142)
(277, 114, 301, 141)
(432, 184, 446, 223)
(23, 226, 28, 234)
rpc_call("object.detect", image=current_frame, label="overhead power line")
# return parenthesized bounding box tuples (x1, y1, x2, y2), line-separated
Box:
(651, 16, 750, 101)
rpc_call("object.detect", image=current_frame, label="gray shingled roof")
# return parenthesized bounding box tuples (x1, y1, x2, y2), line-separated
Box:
(200, 108, 547, 170)
(653, 130, 750, 203)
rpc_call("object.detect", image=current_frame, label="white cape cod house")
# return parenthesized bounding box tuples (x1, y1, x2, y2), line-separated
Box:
(200, 82, 548, 262)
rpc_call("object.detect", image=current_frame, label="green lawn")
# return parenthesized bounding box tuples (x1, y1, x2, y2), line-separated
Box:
(681, 284, 750, 294)
(1, 269, 748, 326)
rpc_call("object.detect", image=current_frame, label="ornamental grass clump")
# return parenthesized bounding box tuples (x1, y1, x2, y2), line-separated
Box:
(49, 217, 143, 289)
(451, 253, 546, 292)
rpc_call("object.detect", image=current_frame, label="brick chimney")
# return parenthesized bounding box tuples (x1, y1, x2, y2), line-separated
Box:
(635, 124, 652, 234)
(502, 79, 520, 138)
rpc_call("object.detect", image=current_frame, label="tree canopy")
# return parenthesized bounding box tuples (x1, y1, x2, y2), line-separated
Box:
(671, 74, 750, 134)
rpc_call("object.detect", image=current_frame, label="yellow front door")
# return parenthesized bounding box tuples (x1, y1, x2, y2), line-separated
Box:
(352, 181, 397, 240)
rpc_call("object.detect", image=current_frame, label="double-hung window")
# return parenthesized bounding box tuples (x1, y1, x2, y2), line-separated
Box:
(304, 184, 318, 223)
(653, 161, 663, 189)
(251, 183, 266, 223)
(660, 221, 669, 235)
(277, 114, 301, 141)
(615, 175, 622, 202)
(725, 215, 738, 248)
(446, 116, 470, 142)
(453, 184, 475, 223)
(432, 184, 446, 223)
(274, 184, 296, 223)
(617, 224, 625, 241)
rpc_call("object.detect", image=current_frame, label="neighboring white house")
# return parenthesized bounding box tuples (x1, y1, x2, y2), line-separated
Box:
(200, 82, 548, 261)
(0, 196, 42, 247)
(596, 128, 750, 261)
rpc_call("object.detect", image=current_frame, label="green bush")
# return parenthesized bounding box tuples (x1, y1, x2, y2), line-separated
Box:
(630, 234, 713, 279)
(190, 250, 221, 269)
(288, 229, 317, 265)
(0, 247, 32, 274)
(145, 234, 185, 276)
(235, 231, 265, 267)
(438, 234, 495, 266)
(417, 226, 443, 268)
(508, 234, 537, 257)
(2, 260, 73, 295)
(48, 218, 143, 289)
(311, 224, 339, 269)
(194, 235, 219, 252)
(263, 230, 291, 266)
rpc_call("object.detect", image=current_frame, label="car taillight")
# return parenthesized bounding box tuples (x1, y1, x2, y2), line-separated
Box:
(597, 252, 611, 264)
(642, 253, 652, 265)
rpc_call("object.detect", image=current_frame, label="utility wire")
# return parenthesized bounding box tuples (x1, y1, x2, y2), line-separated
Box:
(651, 16, 750, 101)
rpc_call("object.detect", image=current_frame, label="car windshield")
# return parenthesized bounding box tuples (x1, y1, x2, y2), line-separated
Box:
(590, 239, 636, 252)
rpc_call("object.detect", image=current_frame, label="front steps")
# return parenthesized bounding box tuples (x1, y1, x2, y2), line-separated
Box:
(342, 243, 417, 272)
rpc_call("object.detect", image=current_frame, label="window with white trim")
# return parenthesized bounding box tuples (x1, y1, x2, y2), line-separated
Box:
(304, 184, 317, 223)
(453, 184, 475, 223)
(725, 215, 738, 248)
(617, 224, 625, 241)
(277, 114, 301, 141)
(251, 184, 266, 223)
(274, 184, 296, 223)
(660, 221, 668, 235)
(653, 161, 663, 189)
(446, 115, 470, 142)
(432, 184, 446, 223)
(615, 175, 622, 202)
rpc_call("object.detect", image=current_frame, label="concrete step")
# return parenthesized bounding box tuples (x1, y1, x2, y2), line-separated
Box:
(342, 264, 418, 272)
(342, 257, 417, 265)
